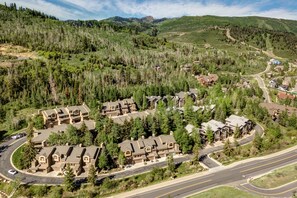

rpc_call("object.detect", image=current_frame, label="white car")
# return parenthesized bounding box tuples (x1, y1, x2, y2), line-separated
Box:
(11, 135, 21, 139)
(8, 169, 17, 175)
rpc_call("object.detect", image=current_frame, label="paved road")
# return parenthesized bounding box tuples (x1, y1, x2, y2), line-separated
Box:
(0, 125, 263, 185)
(123, 149, 297, 198)
(254, 74, 271, 103)
(200, 155, 220, 168)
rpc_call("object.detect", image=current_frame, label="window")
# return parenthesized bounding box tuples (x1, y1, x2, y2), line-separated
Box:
(84, 157, 89, 162)
(39, 156, 45, 162)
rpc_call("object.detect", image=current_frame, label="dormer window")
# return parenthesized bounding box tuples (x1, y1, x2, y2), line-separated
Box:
(125, 150, 131, 156)
(168, 142, 174, 148)
(39, 156, 46, 163)
(145, 147, 151, 152)
(83, 156, 89, 162)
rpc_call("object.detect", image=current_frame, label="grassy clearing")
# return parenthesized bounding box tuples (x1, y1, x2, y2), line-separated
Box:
(12, 144, 25, 170)
(251, 163, 297, 188)
(188, 186, 262, 198)
(0, 182, 14, 195)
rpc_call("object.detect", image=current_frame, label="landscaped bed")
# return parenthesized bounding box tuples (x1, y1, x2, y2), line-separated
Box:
(250, 163, 297, 189)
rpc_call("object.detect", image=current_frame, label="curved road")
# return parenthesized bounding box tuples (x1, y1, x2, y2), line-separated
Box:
(115, 146, 297, 198)
(0, 125, 263, 185)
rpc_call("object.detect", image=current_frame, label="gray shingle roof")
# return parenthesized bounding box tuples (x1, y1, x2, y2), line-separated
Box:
(201, 119, 226, 132)
(225, 115, 249, 128)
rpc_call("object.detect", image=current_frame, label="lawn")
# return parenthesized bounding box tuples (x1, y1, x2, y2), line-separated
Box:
(188, 186, 262, 198)
(11, 145, 25, 170)
(251, 163, 297, 188)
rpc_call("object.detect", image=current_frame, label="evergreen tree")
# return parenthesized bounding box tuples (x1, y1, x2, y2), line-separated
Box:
(98, 150, 108, 170)
(83, 130, 93, 146)
(118, 151, 126, 167)
(184, 96, 195, 123)
(27, 122, 34, 141)
(22, 140, 37, 169)
(87, 165, 97, 186)
(192, 128, 201, 148)
(253, 132, 262, 151)
(65, 125, 79, 145)
(160, 114, 170, 134)
(142, 94, 148, 110)
(206, 126, 214, 143)
(63, 164, 75, 192)
(191, 144, 200, 165)
(233, 125, 241, 139)
(79, 121, 88, 136)
(223, 139, 233, 157)
(167, 154, 175, 174)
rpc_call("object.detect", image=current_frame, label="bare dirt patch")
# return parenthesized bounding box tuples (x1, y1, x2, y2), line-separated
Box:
(0, 44, 38, 60)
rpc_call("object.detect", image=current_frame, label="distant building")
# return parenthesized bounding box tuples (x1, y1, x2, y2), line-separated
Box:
(31, 145, 101, 176)
(111, 110, 155, 125)
(260, 102, 297, 120)
(270, 59, 281, 65)
(118, 134, 180, 164)
(101, 98, 137, 117)
(269, 80, 277, 88)
(196, 73, 218, 86)
(32, 120, 96, 148)
(277, 91, 295, 100)
(41, 103, 90, 128)
(200, 120, 230, 142)
(225, 115, 254, 135)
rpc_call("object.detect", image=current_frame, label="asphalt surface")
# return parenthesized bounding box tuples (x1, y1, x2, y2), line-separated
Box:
(240, 180, 297, 197)
(200, 155, 220, 168)
(125, 149, 297, 198)
(0, 125, 263, 185)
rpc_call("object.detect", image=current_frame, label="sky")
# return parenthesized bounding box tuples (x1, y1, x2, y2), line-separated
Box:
(0, 0, 297, 21)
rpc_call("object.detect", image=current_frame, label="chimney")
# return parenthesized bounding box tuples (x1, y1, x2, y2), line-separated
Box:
(141, 135, 145, 139)
(79, 143, 82, 147)
(170, 131, 174, 136)
(152, 133, 156, 137)
(131, 137, 134, 141)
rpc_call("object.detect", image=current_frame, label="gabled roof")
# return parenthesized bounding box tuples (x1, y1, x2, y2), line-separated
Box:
(84, 146, 100, 159)
(201, 119, 226, 132)
(37, 146, 55, 158)
(66, 147, 85, 163)
(225, 115, 249, 128)
(54, 146, 72, 156)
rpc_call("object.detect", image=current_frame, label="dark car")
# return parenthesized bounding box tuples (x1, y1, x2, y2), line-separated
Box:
(74, 178, 87, 187)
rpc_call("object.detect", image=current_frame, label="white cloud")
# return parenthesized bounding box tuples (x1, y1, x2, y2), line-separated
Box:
(0, 0, 84, 19)
(252, 9, 297, 20)
(0, 0, 296, 20)
(60, 0, 112, 13)
(114, 0, 297, 20)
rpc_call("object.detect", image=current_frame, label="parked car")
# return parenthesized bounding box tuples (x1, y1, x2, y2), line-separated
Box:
(8, 169, 18, 175)
(11, 134, 21, 139)
(19, 132, 26, 137)
(0, 145, 8, 152)
(125, 165, 132, 169)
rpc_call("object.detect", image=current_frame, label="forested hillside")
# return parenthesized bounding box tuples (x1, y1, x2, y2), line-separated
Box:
(158, 16, 297, 58)
(0, 3, 296, 134)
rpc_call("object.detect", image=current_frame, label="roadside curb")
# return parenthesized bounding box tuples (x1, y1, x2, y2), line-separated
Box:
(207, 153, 223, 166)
(247, 161, 297, 191)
